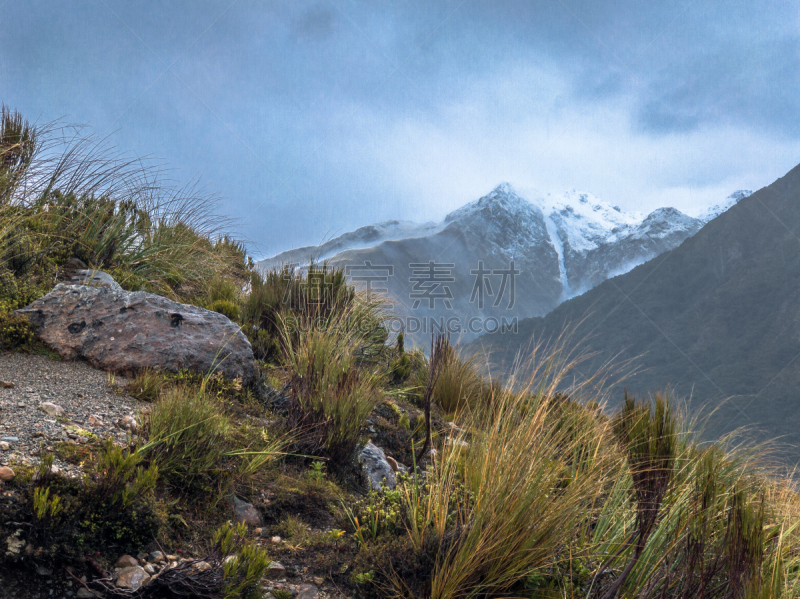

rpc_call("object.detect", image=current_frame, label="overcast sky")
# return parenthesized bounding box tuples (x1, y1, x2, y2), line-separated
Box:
(2, 1, 799, 257)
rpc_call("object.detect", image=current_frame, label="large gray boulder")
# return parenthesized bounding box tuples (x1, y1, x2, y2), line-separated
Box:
(16, 283, 255, 385)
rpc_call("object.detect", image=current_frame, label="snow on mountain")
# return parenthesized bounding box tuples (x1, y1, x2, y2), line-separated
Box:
(697, 190, 753, 223)
(538, 190, 643, 252)
(257, 182, 744, 342)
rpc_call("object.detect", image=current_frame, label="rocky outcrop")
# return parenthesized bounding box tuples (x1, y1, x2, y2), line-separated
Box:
(16, 284, 255, 385)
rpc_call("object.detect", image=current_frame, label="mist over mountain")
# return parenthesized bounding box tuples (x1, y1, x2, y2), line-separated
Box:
(465, 165, 800, 456)
(259, 185, 749, 343)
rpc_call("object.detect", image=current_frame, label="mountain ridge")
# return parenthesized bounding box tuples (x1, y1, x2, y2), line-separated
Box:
(258, 184, 750, 342)
(465, 165, 800, 456)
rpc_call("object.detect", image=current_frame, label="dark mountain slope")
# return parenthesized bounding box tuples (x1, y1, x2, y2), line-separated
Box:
(467, 163, 800, 455)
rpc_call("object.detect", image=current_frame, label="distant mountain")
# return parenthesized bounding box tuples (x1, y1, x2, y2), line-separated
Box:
(258, 184, 741, 343)
(259, 220, 442, 271)
(697, 189, 753, 223)
(465, 167, 800, 458)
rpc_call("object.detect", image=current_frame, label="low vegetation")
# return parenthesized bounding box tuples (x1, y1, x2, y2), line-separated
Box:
(2, 104, 800, 599)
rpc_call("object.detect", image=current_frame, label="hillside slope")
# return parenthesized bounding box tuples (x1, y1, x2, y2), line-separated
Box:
(466, 164, 800, 456)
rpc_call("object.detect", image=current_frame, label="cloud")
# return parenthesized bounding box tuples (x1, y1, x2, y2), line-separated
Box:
(1, 0, 799, 257)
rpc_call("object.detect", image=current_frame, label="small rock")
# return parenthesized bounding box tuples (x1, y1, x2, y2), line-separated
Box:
(38, 402, 65, 417)
(224, 555, 238, 565)
(5, 532, 24, 555)
(149, 550, 165, 563)
(87, 415, 104, 427)
(0, 466, 15, 482)
(270, 535, 282, 545)
(254, 527, 263, 535)
(267, 561, 286, 578)
(385, 455, 399, 472)
(358, 442, 397, 490)
(193, 561, 212, 572)
(296, 583, 320, 599)
(116, 554, 139, 568)
(76, 588, 95, 598)
(143, 563, 156, 575)
(0, 381, 13, 389)
(32, 463, 59, 481)
(65, 268, 122, 290)
(36, 564, 53, 576)
(115, 566, 149, 590)
(232, 496, 263, 527)
(120, 415, 138, 431)
(313, 576, 325, 586)
(1, 436, 19, 443)
(0, 442, 9, 451)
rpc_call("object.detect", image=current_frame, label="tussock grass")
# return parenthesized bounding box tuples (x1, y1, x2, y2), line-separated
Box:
(367, 336, 800, 599)
(411, 343, 486, 416)
(125, 367, 166, 402)
(280, 304, 386, 466)
(0, 106, 245, 307)
(140, 379, 284, 495)
(243, 262, 388, 363)
(142, 384, 232, 493)
(400, 342, 618, 599)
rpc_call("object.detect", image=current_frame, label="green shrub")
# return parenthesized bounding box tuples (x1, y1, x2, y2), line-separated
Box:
(209, 298, 241, 322)
(91, 438, 159, 509)
(390, 352, 413, 382)
(16, 442, 163, 556)
(0, 311, 35, 350)
(214, 521, 271, 599)
(346, 485, 406, 545)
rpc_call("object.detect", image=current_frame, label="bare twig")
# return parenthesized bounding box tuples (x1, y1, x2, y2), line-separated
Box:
(415, 332, 450, 464)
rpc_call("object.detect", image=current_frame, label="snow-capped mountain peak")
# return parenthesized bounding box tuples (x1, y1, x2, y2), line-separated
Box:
(444, 183, 535, 223)
(443, 183, 550, 261)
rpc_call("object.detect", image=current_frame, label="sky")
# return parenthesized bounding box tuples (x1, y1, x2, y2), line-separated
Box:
(2, 0, 800, 258)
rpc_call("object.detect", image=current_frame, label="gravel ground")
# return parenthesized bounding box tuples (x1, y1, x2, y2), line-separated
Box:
(0, 352, 147, 476)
